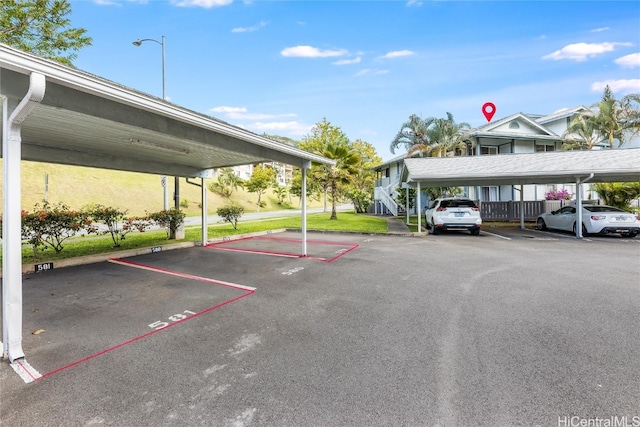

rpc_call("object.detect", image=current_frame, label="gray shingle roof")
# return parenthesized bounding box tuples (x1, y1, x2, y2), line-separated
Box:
(402, 149, 640, 187)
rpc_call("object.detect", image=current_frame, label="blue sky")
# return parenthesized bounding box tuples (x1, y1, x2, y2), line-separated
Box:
(70, 0, 640, 161)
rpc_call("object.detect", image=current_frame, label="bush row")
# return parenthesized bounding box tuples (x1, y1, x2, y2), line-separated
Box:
(0, 201, 186, 254)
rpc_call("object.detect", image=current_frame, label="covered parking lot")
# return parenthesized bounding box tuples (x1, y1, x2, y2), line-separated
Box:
(1, 230, 639, 426)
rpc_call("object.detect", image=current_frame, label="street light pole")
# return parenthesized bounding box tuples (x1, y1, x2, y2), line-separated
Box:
(132, 35, 178, 212)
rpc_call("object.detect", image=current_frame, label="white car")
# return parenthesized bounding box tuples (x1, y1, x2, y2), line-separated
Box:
(425, 197, 482, 235)
(536, 204, 639, 237)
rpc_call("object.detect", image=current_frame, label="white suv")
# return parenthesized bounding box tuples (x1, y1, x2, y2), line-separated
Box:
(425, 197, 482, 235)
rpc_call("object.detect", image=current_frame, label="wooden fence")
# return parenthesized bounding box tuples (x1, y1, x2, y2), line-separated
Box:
(478, 200, 567, 222)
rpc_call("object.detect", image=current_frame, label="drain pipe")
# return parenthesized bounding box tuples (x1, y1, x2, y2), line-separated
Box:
(575, 173, 595, 239)
(3, 73, 46, 362)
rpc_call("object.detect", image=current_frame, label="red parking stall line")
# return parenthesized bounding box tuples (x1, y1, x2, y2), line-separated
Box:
(323, 243, 360, 263)
(37, 290, 253, 381)
(34, 258, 257, 380)
(208, 246, 303, 258)
(107, 257, 256, 291)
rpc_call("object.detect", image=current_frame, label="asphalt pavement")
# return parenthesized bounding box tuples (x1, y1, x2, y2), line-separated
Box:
(1, 229, 639, 426)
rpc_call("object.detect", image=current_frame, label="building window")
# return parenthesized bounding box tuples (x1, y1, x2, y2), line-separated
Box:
(536, 144, 555, 152)
(509, 121, 520, 129)
(480, 146, 498, 155)
(481, 186, 499, 201)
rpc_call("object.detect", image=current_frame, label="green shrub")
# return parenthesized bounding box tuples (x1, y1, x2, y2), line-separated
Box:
(148, 208, 186, 239)
(216, 205, 244, 230)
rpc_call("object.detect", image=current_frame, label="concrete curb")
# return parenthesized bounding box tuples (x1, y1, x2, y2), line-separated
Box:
(19, 241, 196, 276)
(15, 227, 424, 277)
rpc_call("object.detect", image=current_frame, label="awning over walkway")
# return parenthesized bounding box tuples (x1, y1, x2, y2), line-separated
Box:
(402, 149, 640, 187)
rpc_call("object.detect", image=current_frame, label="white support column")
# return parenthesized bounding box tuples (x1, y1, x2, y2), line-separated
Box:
(519, 184, 525, 230)
(576, 177, 583, 239)
(3, 73, 46, 362)
(201, 177, 207, 246)
(301, 161, 311, 256)
(417, 182, 422, 232)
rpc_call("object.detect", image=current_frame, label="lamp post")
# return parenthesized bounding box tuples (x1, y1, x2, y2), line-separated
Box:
(132, 36, 177, 213)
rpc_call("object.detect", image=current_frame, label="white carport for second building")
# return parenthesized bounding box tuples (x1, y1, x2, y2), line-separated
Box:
(401, 149, 640, 236)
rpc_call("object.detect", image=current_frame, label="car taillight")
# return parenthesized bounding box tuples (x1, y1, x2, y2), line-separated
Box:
(471, 207, 479, 211)
(436, 207, 447, 211)
(590, 215, 605, 220)
(636, 215, 640, 221)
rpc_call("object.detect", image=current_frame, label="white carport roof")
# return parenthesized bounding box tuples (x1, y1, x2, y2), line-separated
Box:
(0, 43, 332, 176)
(1, 43, 333, 365)
(402, 149, 640, 187)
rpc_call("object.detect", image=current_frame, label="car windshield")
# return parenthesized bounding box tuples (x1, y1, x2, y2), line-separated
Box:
(584, 206, 625, 213)
(441, 199, 477, 208)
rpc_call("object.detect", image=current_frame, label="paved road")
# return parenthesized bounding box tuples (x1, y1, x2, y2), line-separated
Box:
(184, 204, 354, 226)
(2, 229, 638, 426)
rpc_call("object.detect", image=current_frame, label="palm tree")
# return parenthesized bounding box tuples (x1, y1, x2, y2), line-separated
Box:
(408, 112, 470, 157)
(390, 114, 433, 155)
(620, 93, 640, 139)
(313, 143, 361, 220)
(561, 113, 605, 150)
(590, 85, 640, 149)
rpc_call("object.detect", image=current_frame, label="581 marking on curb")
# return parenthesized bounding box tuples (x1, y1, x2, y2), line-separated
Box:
(282, 267, 304, 276)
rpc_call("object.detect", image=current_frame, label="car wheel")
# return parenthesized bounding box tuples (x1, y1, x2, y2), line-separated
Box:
(470, 227, 480, 236)
(431, 221, 439, 235)
(536, 218, 547, 230)
(573, 223, 589, 236)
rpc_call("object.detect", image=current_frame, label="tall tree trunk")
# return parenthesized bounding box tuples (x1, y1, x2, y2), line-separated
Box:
(330, 186, 338, 220)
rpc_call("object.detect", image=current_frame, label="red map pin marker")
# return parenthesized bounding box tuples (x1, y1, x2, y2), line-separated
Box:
(482, 102, 496, 122)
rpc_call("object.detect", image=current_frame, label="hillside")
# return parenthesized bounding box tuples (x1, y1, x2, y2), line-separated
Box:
(0, 160, 320, 217)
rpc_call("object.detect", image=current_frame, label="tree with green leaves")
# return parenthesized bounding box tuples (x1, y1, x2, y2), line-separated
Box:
(312, 143, 361, 220)
(592, 182, 640, 210)
(591, 85, 640, 149)
(407, 112, 470, 158)
(208, 167, 244, 198)
(245, 164, 277, 211)
(300, 118, 351, 212)
(0, 0, 92, 66)
(346, 139, 381, 213)
(561, 112, 605, 150)
(289, 168, 321, 207)
(390, 114, 433, 155)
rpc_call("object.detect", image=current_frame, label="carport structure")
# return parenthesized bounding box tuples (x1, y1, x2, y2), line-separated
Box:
(1, 43, 333, 363)
(402, 149, 640, 234)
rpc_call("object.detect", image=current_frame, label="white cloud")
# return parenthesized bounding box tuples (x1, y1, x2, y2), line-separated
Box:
(248, 121, 313, 136)
(281, 45, 347, 58)
(615, 52, 640, 69)
(170, 0, 232, 8)
(232, 21, 268, 33)
(591, 79, 640, 94)
(92, 0, 122, 5)
(406, 0, 423, 6)
(542, 42, 632, 61)
(211, 106, 247, 114)
(591, 27, 610, 33)
(210, 106, 297, 121)
(379, 50, 415, 59)
(333, 57, 362, 65)
(354, 69, 389, 77)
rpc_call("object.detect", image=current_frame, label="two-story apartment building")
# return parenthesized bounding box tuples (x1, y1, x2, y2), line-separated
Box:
(373, 106, 635, 216)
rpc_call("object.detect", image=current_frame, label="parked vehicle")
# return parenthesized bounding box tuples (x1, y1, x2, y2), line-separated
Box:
(425, 197, 482, 235)
(536, 205, 640, 237)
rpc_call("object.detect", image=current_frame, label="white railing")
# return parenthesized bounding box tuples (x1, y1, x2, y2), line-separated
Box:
(378, 186, 398, 216)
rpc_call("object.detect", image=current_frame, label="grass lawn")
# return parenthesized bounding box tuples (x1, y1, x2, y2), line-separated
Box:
(6, 212, 388, 264)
